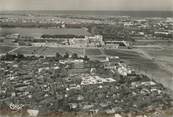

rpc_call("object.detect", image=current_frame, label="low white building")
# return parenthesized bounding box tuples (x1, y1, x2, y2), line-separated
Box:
(105, 40, 130, 48)
(69, 35, 104, 47)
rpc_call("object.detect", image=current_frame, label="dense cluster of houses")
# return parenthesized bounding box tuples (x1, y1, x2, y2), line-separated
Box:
(0, 54, 172, 117)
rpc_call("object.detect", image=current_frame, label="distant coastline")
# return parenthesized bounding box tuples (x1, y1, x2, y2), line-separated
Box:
(0, 10, 173, 17)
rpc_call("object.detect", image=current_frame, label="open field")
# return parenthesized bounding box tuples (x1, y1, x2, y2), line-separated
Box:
(103, 49, 163, 75)
(0, 45, 16, 54)
(134, 40, 173, 46)
(133, 47, 173, 92)
(104, 49, 143, 59)
(138, 47, 173, 76)
(12, 46, 84, 56)
(103, 49, 173, 91)
(85, 49, 102, 55)
(141, 47, 173, 58)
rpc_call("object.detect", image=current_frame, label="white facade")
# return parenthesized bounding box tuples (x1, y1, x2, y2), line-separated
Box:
(69, 35, 104, 47)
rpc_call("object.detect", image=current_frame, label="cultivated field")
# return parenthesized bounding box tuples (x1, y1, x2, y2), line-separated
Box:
(12, 46, 84, 56)
(0, 28, 91, 37)
(0, 46, 16, 54)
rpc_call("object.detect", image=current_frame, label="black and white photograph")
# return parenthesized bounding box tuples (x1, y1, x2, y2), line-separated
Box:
(0, 0, 173, 117)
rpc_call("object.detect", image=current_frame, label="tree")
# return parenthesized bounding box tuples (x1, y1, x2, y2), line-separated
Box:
(55, 52, 62, 61)
(63, 52, 69, 59)
(17, 53, 24, 59)
(83, 55, 89, 61)
(1, 53, 16, 61)
(61, 68, 68, 78)
(71, 53, 78, 59)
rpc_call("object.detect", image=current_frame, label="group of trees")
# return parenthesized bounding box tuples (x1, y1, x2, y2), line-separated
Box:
(87, 24, 133, 41)
(41, 34, 85, 39)
(55, 52, 73, 61)
(154, 33, 173, 39)
(0, 52, 89, 62)
(55, 52, 89, 61)
(0, 22, 62, 28)
(0, 53, 40, 61)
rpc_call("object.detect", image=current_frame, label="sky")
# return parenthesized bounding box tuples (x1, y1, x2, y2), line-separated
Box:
(0, 0, 173, 11)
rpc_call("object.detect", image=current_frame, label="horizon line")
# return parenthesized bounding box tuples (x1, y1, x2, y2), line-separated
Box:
(0, 9, 173, 12)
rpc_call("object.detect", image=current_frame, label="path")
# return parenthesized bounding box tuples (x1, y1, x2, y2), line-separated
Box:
(7, 46, 21, 54)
